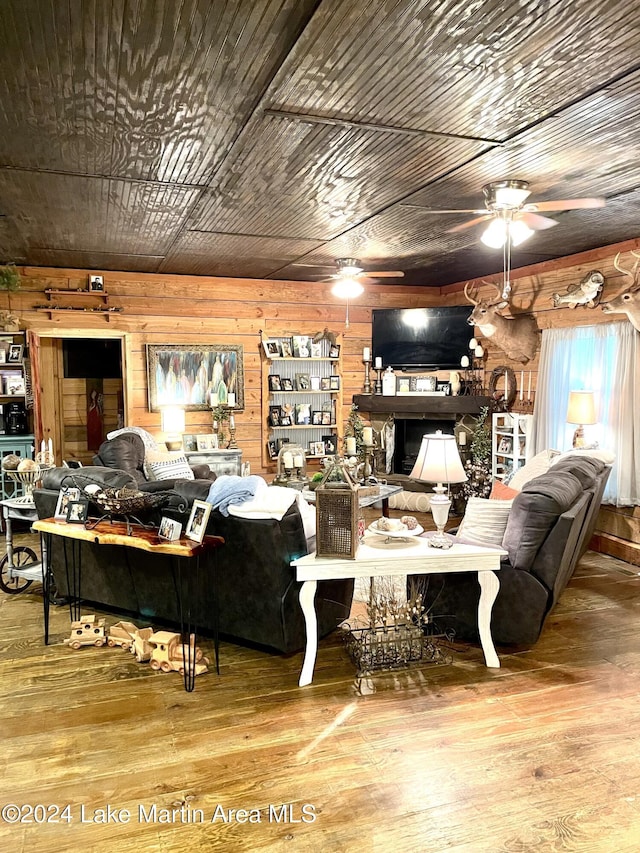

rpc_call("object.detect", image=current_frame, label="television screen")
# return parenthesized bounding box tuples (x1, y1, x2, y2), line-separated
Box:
(372, 306, 471, 370)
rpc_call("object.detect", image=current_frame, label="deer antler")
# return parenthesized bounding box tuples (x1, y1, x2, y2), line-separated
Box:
(463, 281, 478, 305)
(614, 251, 640, 282)
(482, 279, 504, 304)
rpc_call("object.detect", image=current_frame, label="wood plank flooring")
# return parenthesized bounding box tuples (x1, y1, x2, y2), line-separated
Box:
(1, 530, 640, 852)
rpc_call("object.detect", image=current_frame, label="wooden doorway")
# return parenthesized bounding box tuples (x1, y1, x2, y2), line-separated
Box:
(31, 331, 129, 466)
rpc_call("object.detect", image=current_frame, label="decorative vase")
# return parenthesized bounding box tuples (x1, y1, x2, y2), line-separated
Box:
(449, 371, 461, 396)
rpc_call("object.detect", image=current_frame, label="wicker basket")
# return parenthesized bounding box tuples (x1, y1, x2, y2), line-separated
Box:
(315, 460, 359, 559)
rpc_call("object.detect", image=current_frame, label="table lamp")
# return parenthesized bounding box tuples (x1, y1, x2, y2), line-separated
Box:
(161, 407, 186, 451)
(566, 391, 596, 448)
(410, 431, 467, 549)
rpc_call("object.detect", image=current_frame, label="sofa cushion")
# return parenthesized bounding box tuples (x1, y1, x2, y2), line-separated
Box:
(507, 449, 560, 490)
(489, 479, 519, 500)
(42, 465, 138, 492)
(94, 435, 146, 484)
(456, 497, 513, 548)
(502, 471, 583, 572)
(550, 455, 603, 489)
(145, 449, 195, 482)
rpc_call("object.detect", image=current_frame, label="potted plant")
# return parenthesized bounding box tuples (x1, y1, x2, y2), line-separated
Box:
(0, 263, 22, 331)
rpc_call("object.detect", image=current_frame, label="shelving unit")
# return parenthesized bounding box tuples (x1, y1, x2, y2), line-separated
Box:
(261, 336, 342, 468)
(492, 412, 534, 482)
(35, 289, 122, 322)
(0, 331, 28, 406)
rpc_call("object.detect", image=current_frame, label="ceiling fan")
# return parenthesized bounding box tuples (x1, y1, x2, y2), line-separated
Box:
(433, 179, 605, 240)
(322, 259, 404, 327)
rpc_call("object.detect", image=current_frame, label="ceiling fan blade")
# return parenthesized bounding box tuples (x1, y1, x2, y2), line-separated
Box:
(447, 214, 491, 233)
(409, 207, 488, 214)
(365, 270, 405, 278)
(531, 197, 606, 211)
(518, 212, 558, 230)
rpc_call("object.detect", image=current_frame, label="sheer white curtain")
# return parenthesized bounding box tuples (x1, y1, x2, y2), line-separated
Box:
(533, 321, 640, 505)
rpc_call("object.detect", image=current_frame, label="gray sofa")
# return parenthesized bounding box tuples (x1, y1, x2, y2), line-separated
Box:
(412, 455, 611, 645)
(33, 466, 354, 654)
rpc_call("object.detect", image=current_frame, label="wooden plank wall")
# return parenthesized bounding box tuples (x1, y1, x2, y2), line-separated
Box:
(2, 235, 638, 562)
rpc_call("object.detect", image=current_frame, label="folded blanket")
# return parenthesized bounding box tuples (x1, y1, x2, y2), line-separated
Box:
(206, 475, 266, 516)
(229, 486, 316, 542)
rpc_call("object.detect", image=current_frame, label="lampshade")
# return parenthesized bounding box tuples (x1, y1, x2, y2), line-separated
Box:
(410, 432, 467, 485)
(480, 217, 534, 249)
(331, 277, 364, 299)
(566, 391, 597, 426)
(161, 406, 186, 434)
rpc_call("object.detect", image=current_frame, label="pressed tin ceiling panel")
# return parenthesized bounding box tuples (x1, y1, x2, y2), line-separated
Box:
(0, 0, 639, 285)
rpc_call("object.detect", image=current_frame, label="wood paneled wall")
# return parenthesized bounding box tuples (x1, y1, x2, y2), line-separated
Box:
(2, 236, 638, 562)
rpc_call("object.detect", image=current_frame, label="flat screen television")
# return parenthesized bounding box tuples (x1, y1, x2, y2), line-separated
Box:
(372, 306, 471, 371)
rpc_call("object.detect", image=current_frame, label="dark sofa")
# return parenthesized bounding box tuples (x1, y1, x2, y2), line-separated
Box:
(33, 466, 354, 654)
(413, 454, 611, 646)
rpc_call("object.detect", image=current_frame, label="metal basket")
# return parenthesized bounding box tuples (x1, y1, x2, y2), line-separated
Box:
(6, 465, 52, 504)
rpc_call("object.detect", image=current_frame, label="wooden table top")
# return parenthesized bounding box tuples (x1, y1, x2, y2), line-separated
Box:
(33, 518, 224, 557)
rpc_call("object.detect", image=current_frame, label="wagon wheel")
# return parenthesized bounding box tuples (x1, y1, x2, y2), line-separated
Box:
(0, 547, 39, 594)
(150, 659, 161, 670)
(70, 640, 81, 650)
(160, 661, 172, 673)
(107, 638, 117, 647)
(95, 638, 105, 647)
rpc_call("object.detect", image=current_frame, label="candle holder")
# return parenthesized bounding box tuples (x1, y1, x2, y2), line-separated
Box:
(227, 418, 238, 449)
(374, 367, 383, 395)
(361, 445, 374, 482)
(362, 357, 372, 394)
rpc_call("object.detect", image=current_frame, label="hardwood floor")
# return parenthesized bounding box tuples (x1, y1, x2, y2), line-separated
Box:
(1, 531, 640, 852)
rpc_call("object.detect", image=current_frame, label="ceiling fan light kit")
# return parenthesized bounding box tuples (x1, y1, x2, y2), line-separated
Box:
(331, 277, 365, 299)
(480, 216, 534, 249)
(484, 179, 532, 209)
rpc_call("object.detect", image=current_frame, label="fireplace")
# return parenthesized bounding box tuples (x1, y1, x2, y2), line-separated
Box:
(393, 418, 456, 475)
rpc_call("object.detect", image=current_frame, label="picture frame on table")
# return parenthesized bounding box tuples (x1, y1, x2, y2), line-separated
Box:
(55, 487, 81, 520)
(269, 405, 282, 427)
(310, 342, 322, 358)
(66, 499, 89, 524)
(322, 434, 337, 455)
(185, 499, 212, 543)
(7, 344, 23, 363)
(268, 374, 282, 392)
(183, 433, 197, 452)
(262, 339, 281, 359)
(281, 377, 294, 391)
(295, 373, 310, 391)
(329, 343, 340, 359)
(280, 339, 293, 358)
(291, 336, 311, 358)
(159, 517, 182, 541)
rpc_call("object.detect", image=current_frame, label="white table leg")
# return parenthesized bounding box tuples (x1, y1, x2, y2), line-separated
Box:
(477, 570, 500, 668)
(298, 579, 318, 687)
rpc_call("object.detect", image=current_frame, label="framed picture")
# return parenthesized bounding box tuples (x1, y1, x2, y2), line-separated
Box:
(7, 344, 23, 363)
(269, 405, 282, 427)
(5, 376, 25, 395)
(0, 349, 5, 364)
(159, 517, 182, 541)
(310, 342, 322, 358)
(280, 339, 293, 358)
(295, 403, 311, 425)
(321, 411, 332, 425)
(66, 499, 89, 524)
(183, 433, 197, 452)
(320, 377, 331, 391)
(292, 335, 311, 358)
(295, 373, 311, 391)
(262, 339, 281, 359)
(498, 437, 512, 454)
(310, 375, 321, 391)
(88, 274, 104, 292)
(276, 437, 290, 451)
(268, 374, 282, 392)
(281, 377, 293, 391)
(312, 410, 323, 425)
(196, 433, 218, 450)
(329, 344, 340, 359)
(309, 441, 325, 456)
(185, 499, 212, 543)
(329, 375, 340, 390)
(436, 381, 451, 395)
(267, 440, 278, 460)
(397, 377, 411, 394)
(146, 343, 244, 412)
(415, 376, 437, 392)
(55, 487, 80, 520)
(322, 434, 337, 455)
(280, 414, 292, 426)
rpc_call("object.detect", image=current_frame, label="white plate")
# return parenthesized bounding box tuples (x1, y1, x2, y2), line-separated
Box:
(367, 523, 424, 538)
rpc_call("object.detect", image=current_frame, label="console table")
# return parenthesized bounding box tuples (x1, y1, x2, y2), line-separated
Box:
(291, 533, 505, 686)
(33, 518, 224, 692)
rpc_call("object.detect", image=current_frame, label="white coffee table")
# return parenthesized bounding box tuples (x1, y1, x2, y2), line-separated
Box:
(291, 532, 506, 686)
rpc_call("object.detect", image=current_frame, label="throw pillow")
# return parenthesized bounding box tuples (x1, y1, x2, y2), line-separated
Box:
(456, 497, 513, 548)
(508, 449, 560, 491)
(550, 448, 615, 466)
(489, 479, 519, 500)
(145, 449, 195, 482)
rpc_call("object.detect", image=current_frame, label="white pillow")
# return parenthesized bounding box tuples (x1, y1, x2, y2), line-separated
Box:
(550, 448, 615, 466)
(508, 449, 560, 491)
(456, 497, 513, 548)
(145, 449, 194, 482)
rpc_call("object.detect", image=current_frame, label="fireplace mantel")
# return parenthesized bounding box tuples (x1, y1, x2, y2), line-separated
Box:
(353, 394, 490, 417)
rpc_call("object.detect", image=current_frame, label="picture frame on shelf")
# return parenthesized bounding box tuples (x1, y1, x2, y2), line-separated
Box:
(322, 434, 337, 454)
(291, 335, 311, 358)
(66, 499, 89, 524)
(281, 377, 294, 391)
(267, 440, 278, 460)
(312, 410, 323, 425)
(4, 376, 25, 395)
(329, 343, 340, 359)
(320, 377, 331, 391)
(268, 374, 282, 392)
(436, 381, 451, 395)
(146, 343, 244, 412)
(310, 375, 321, 391)
(55, 487, 81, 520)
(295, 373, 311, 391)
(415, 376, 437, 392)
(280, 339, 293, 358)
(88, 274, 104, 292)
(397, 377, 411, 394)
(185, 499, 212, 543)
(309, 440, 325, 456)
(0, 349, 6, 364)
(321, 411, 332, 426)
(280, 414, 292, 426)
(295, 403, 311, 425)
(310, 342, 322, 358)
(276, 437, 290, 451)
(7, 344, 23, 363)
(262, 339, 281, 359)
(498, 437, 512, 454)
(269, 405, 282, 427)
(329, 375, 340, 390)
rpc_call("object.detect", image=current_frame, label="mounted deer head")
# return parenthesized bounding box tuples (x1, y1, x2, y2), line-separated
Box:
(464, 280, 539, 364)
(601, 251, 640, 333)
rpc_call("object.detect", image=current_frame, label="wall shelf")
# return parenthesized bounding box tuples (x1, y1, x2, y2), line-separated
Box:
(353, 394, 491, 415)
